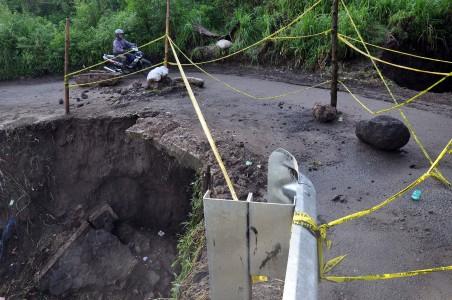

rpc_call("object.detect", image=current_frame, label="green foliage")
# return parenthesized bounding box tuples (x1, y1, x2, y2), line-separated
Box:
(0, 3, 59, 79)
(171, 175, 205, 298)
(0, 0, 451, 79)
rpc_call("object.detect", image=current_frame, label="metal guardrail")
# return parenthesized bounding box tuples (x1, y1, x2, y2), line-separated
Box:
(282, 173, 318, 300)
(203, 149, 318, 300)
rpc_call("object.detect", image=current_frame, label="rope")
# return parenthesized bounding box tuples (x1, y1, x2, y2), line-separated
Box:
(170, 40, 331, 100)
(339, 34, 452, 65)
(339, 36, 451, 76)
(68, 62, 164, 88)
(65, 35, 165, 78)
(292, 141, 452, 283)
(325, 173, 431, 228)
(271, 29, 332, 40)
(324, 266, 452, 283)
(168, 0, 322, 66)
(339, 71, 452, 114)
(340, 0, 450, 187)
(168, 36, 239, 201)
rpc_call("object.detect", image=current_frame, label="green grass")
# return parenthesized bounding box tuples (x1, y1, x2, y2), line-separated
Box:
(0, 0, 451, 79)
(171, 174, 206, 299)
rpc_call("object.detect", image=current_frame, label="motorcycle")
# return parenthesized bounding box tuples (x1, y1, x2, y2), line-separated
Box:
(102, 47, 152, 74)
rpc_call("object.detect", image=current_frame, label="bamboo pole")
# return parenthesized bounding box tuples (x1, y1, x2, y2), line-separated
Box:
(164, 0, 170, 67)
(64, 17, 70, 115)
(330, 0, 339, 107)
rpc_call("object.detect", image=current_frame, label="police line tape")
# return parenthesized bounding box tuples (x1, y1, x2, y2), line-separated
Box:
(293, 140, 452, 282)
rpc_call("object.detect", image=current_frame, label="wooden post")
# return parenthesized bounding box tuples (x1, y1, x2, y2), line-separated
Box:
(330, 0, 339, 108)
(164, 0, 170, 67)
(64, 17, 70, 115)
(202, 165, 212, 193)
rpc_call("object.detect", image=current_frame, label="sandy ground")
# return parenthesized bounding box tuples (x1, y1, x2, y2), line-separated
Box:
(0, 69, 451, 299)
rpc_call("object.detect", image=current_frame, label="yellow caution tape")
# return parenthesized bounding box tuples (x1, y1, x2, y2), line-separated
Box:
(168, 37, 239, 201)
(326, 173, 431, 228)
(271, 29, 332, 40)
(170, 40, 331, 100)
(340, 0, 450, 187)
(426, 139, 452, 174)
(323, 255, 347, 274)
(326, 139, 451, 228)
(339, 34, 452, 65)
(292, 142, 452, 283)
(339, 36, 450, 76)
(65, 35, 165, 78)
(293, 212, 319, 237)
(324, 265, 452, 283)
(339, 71, 452, 114)
(168, 0, 322, 66)
(68, 62, 164, 88)
(251, 275, 269, 284)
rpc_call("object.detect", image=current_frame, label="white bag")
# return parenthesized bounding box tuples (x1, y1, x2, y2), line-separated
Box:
(147, 66, 169, 82)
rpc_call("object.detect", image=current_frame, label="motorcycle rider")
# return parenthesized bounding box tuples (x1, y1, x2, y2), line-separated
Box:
(113, 29, 137, 68)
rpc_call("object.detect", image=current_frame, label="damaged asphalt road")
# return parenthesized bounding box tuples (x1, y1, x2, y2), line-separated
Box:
(0, 69, 451, 299)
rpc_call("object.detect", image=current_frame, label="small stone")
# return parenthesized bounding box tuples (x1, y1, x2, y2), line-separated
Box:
(81, 92, 88, 99)
(312, 103, 337, 123)
(331, 195, 346, 203)
(76, 103, 84, 108)
(132, 80, 143, 89)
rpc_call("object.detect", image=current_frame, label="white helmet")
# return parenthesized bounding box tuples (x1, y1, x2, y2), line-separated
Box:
(115, 29, 124, 36)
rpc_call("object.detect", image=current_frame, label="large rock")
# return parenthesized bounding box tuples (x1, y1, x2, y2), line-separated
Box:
(355, 115, 410, 151)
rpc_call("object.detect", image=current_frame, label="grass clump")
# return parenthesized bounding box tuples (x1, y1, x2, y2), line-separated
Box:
(171, 174, 206, 299)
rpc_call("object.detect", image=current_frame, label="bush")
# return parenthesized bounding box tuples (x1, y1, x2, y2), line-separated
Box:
(0, 0, 451, 79)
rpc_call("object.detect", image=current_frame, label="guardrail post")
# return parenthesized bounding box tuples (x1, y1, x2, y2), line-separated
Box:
(283, 173, 318, 300)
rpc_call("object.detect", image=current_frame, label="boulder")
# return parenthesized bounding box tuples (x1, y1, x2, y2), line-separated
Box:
(355, 115, 410, 151)
(312, 104, 337, 123)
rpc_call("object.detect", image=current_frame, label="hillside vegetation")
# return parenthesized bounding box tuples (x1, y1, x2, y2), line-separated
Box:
(0, 0, 451, 79)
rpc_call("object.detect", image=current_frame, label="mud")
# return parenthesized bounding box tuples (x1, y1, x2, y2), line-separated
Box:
(0, 67, 451, 299)
(0, 116, 197, 298)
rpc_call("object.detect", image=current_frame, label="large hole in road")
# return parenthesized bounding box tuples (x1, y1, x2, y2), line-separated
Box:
(0, 116, 197, 299)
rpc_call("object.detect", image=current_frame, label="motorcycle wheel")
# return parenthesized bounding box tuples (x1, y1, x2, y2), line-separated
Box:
(141, 58, 152, 68)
